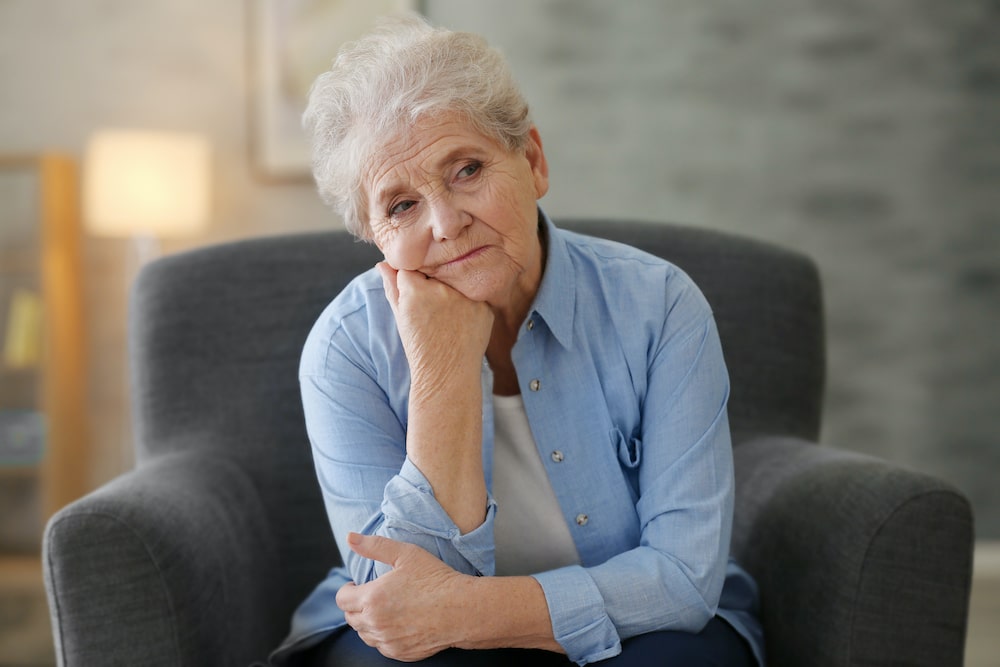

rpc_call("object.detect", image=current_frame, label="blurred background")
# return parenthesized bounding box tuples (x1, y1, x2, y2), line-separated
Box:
(0, 0, 997, 664)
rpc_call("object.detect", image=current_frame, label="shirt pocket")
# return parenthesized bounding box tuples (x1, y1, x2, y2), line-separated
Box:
(612, 427, 642, 468)
(611, 427, 642, 502)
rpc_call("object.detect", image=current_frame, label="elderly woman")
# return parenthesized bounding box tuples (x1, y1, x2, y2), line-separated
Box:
(270, 15, 764, 667)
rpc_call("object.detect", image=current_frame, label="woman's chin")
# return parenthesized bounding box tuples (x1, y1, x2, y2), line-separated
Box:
(442, 278, 495, 304)
(435, 258, 536, 312)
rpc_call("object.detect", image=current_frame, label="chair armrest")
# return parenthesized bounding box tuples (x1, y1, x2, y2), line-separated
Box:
(733, 436, 974, 667)
(43, 452, 285, 667)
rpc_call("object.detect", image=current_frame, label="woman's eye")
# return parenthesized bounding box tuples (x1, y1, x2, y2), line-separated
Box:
(390, 200, 416, 217)
(457, 162, 481, 179)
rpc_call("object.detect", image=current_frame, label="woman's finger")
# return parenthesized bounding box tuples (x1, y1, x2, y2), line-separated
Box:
(347, 531, 407, 568)
(335, 581, 360, 612)
(375, 261, 400, 307)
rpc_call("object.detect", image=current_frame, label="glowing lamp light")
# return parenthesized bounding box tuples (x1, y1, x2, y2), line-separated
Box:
(84, 129, 210, 238)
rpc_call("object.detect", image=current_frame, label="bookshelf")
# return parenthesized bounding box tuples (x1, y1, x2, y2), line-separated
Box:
(0, 154, 88, 567)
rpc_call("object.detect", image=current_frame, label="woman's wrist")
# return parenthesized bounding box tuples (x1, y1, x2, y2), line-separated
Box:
(455, 575, 564, 654)
(410, 358, 483, 412)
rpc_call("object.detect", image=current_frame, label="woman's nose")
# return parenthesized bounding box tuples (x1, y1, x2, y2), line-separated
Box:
(429, 201, 470, 241)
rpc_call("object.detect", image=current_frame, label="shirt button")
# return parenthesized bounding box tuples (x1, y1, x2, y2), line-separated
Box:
(551, 450, 564, 463)
(575, 513, 589, 526)
(526, 320, 535, 331)
(529, 379, 541, 392)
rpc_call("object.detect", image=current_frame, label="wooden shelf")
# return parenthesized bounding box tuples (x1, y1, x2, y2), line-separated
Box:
(0, 155, 88, 560)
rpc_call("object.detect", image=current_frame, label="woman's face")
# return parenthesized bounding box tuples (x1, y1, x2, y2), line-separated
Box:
(362, 115, 549, 309)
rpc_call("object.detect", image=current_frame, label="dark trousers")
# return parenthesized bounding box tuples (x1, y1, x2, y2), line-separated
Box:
(291, 616, 754, 666)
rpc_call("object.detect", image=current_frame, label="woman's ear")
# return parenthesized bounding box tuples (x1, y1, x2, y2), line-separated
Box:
(525, 125, 549, 199)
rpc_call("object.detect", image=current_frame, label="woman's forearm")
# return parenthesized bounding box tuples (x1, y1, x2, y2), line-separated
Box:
(406, 364, 488, 534)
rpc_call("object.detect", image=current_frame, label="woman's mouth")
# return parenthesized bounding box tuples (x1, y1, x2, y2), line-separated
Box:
(441, 246, 489, 267)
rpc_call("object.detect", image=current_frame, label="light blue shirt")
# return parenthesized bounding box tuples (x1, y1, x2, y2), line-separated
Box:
(274, 212, 764, 666)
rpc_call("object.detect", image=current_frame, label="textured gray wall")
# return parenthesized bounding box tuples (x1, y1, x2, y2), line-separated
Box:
(427, 0, 1000, 537)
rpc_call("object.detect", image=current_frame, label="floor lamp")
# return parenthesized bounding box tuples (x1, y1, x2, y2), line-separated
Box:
(82, 129, 211, 468)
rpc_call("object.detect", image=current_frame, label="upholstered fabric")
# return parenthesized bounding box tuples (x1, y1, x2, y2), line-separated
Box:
(732, 437, 973, 665)
(43, 220, 973, 666)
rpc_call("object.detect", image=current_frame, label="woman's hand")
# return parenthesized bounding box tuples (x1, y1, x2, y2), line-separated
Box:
(337, 533, 564, 660)
(336, 532, 472, 661)
(377, 262, 494, 395)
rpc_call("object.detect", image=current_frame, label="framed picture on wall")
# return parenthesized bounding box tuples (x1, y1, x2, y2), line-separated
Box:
(249, 0, 420, 180)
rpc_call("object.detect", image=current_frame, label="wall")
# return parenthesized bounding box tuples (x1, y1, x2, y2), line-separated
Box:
(1, 0, 998, 536)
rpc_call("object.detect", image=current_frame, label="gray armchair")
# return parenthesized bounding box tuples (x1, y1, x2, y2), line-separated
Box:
(43, 220, 974, 666)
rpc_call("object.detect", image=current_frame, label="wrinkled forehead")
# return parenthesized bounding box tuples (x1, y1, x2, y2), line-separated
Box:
(359, 113, 507, 198)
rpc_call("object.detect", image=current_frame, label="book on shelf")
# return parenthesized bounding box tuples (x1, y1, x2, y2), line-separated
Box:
(2, 288, 43, 370)
(0, 409, 45, 467)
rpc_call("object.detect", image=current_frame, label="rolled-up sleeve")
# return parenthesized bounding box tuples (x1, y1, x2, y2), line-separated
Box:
(532, 567, 621, 665)
(377, 458, 497, 577)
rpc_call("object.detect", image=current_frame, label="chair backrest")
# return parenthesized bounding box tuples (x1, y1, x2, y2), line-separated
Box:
(128, 218, 825, 612)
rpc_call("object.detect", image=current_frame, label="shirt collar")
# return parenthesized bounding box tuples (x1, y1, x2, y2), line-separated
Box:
(530, 208, 576, 349)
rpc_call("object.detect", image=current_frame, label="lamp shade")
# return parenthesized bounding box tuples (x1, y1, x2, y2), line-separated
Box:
(84, 129, 210, 238)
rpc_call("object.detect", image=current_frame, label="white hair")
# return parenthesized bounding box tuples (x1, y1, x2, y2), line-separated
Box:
(302, 13, 533, 239)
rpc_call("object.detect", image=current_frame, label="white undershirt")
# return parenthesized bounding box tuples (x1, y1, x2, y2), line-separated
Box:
(491, 393, 580, 576)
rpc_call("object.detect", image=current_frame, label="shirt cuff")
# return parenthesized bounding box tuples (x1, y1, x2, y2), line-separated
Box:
(379, 457, 496, 577)
(532, 566, 621, 665)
